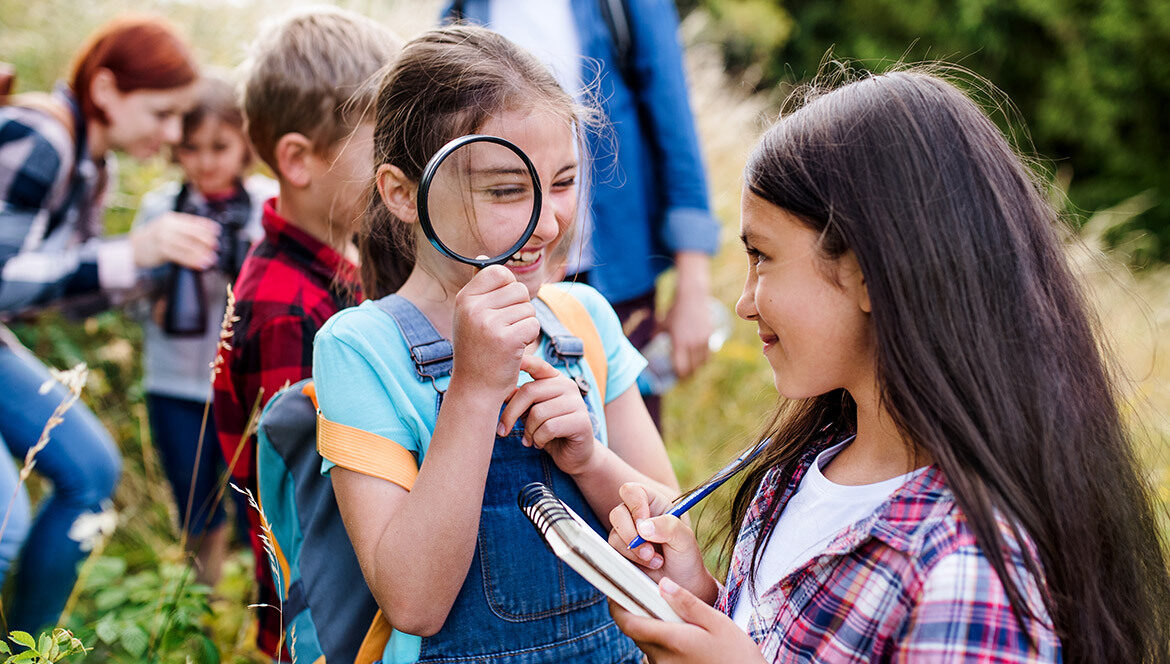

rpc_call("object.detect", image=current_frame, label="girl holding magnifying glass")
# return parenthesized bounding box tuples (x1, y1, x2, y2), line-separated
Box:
(312, 25, 677, 664)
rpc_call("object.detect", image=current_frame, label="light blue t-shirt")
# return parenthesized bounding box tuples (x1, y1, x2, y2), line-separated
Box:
(311, 281, 646, 664)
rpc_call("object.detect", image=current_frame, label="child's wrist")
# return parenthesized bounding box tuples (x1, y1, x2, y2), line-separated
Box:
(443, 375, 505, 417)
(566, 438, 606, 478)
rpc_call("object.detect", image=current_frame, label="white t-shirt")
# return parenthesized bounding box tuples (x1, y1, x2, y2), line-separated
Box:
(489, 0, 582, 98)
(730, 441, 927, 629)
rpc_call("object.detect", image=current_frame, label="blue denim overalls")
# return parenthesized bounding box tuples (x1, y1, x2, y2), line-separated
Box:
(375, 294, 642, 664)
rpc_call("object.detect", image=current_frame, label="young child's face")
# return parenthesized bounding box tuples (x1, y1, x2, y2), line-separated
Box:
(175, 117, 249, 195)
(424, 109, 578, 299)
(736, 190, 874, 399)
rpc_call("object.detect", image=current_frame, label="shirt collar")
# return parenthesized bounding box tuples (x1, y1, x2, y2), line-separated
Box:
(260, 197, 358, 286)
(775, 439, 953, 557)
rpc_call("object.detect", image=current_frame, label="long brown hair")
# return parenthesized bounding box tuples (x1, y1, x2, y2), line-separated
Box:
(69, 15, 197, 124)
(359, 25, 592, 298)
(724, 68, 1170, 663)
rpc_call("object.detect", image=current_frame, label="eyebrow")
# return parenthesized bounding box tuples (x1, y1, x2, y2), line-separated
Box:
(469, 166, 529, 177)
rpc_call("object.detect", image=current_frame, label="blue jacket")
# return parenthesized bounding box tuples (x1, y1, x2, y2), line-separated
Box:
(442, 0, 720, 303)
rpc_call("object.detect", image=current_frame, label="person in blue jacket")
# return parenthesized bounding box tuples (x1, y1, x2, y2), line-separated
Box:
(443, 0, 721, 423)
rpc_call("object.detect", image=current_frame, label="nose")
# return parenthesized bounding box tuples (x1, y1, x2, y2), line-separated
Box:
(735, 274, 757, 321)
(199, 150, 216, 174)
(532, 188, 562, 244)
(162, 116, 182, 145)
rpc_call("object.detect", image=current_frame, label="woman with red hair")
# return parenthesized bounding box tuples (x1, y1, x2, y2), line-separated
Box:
(0, 15, 217, 632)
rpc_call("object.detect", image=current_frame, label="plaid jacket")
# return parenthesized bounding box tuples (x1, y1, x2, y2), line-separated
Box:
(0, 85, 133, 314)
(212, 198, 359, 659)
(717, 442, 1062, 663)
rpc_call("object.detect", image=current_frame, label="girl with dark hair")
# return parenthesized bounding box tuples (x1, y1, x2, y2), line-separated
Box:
(608, 69, 1170, 663)
(0, 15, 216, 632)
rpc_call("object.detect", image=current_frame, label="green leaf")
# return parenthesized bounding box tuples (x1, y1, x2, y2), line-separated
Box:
(0, 640, 10, 653)
(93, 587, 129, 611)
(7, 632, 35, 649)
(118, 625, 148, 658)
(8, 649, 38, 662)
(93, 616, 119, 646)
(35, 633, 50, 656)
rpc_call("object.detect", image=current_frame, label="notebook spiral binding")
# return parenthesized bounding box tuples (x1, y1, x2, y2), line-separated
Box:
(518, 482, 573, 549)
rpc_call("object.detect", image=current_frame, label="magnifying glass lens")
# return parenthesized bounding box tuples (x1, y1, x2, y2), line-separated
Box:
(424, 140, 539, 265)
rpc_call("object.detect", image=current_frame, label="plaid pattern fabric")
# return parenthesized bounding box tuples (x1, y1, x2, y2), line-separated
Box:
(717, 442, 1062, 663)
(0, 86, 116, 313)
(212, 198, 359, 659)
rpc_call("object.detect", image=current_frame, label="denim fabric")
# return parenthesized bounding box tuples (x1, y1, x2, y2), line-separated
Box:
(415, 408, 640, 664)
(0, 343, 120, 632)
(442, 0, 720, 303)
(381, 296, 641, 664)
(146, 393, 243, 537)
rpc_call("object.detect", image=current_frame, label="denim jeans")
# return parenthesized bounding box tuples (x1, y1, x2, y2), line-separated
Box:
(0, 343, 121, 632)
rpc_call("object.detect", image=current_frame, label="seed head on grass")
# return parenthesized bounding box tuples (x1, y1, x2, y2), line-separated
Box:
(0, 363, 89, 548)
(229, 482, 285, 657)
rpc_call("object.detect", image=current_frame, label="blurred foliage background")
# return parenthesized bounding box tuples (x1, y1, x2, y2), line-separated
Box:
(678, 0, 1170, 266)
(1, 0, 1168, 661)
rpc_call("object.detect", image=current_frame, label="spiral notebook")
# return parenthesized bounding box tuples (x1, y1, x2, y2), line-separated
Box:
(517, 482, 682, 623)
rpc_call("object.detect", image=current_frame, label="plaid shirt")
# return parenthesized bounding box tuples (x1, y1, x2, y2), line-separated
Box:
(717, 442, 1062, 663)
(212, 198, 359, 659)
(0, 85, 132, 314)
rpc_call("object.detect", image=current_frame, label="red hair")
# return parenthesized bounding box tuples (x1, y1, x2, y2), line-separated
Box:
(69, 15, 198, 124)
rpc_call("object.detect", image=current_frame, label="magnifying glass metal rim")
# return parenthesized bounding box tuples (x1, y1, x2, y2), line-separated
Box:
(416, 134, 543, 269)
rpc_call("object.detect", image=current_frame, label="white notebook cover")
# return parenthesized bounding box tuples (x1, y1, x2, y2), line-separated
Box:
(518, 483, 683, 623)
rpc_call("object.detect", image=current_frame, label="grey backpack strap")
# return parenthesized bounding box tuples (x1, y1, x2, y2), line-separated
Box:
(532, 297, 584, 366)
(373, 294, 454, 381)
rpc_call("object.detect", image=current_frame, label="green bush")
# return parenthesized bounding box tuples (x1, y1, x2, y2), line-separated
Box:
(680, 0, 1170, 264)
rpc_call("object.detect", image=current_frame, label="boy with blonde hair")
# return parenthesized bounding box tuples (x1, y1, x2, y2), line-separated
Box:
(211, 8, 400, 660)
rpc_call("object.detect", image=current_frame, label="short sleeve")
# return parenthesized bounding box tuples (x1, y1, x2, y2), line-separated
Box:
(313, 316, 422, 477)
(562, 283, 647, 403)
(895, 548, 1060, 663)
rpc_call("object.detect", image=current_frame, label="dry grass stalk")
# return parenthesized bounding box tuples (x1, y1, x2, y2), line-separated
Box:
(180, 284, 241, 551)
(230, 482, 284, 657)
(0, 363, 88, 547)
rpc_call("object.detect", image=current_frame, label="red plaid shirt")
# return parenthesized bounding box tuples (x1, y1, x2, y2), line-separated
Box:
(212, 198, 359, 659)
(717, 440, 1062, 663)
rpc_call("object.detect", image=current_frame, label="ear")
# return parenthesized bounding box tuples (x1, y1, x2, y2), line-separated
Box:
(376, 164, 418, 224)
(89, 68, 119, 114)
(840, 250, 871, 314)
(274, 133, 314, 189)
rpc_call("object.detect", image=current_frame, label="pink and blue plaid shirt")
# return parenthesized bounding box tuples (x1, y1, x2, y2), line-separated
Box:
(716, 441, 1062, 663)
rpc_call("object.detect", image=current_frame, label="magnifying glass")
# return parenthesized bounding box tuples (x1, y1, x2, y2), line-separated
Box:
(417, 135, 542, 268)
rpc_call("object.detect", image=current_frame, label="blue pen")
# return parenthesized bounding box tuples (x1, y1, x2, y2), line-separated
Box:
(627, 437, 772, 550)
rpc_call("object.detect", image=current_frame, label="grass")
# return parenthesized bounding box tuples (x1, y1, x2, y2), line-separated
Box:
(1, 0, 1168, 660)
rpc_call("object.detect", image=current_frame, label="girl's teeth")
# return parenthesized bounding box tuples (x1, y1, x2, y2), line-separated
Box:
(508, 250, 541, 265)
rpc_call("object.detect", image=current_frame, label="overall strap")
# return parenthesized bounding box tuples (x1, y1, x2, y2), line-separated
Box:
(532, 297, 584, 366)
(373, 294, 454, 381)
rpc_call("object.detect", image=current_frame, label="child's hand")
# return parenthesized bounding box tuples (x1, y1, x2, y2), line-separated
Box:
(608, 482, 718, 602)
(450, 265, 541, 399)
(609, 578, 766, 664)
(498, 354, 597, 474)
(131, 212, 221, 270)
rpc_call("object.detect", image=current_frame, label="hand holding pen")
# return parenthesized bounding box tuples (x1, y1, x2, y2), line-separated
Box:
(627, 437, 772, 550)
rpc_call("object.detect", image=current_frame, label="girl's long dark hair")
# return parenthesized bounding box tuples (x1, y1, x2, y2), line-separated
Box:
(725, 69, 1170, 663)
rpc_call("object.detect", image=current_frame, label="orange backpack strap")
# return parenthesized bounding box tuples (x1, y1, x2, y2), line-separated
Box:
(537, 285, 608, 403)
(354, 609, 395, 663)
(315, 412, 418, 491)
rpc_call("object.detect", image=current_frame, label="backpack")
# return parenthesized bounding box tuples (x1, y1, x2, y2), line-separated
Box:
(254, 285, 609, 663)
